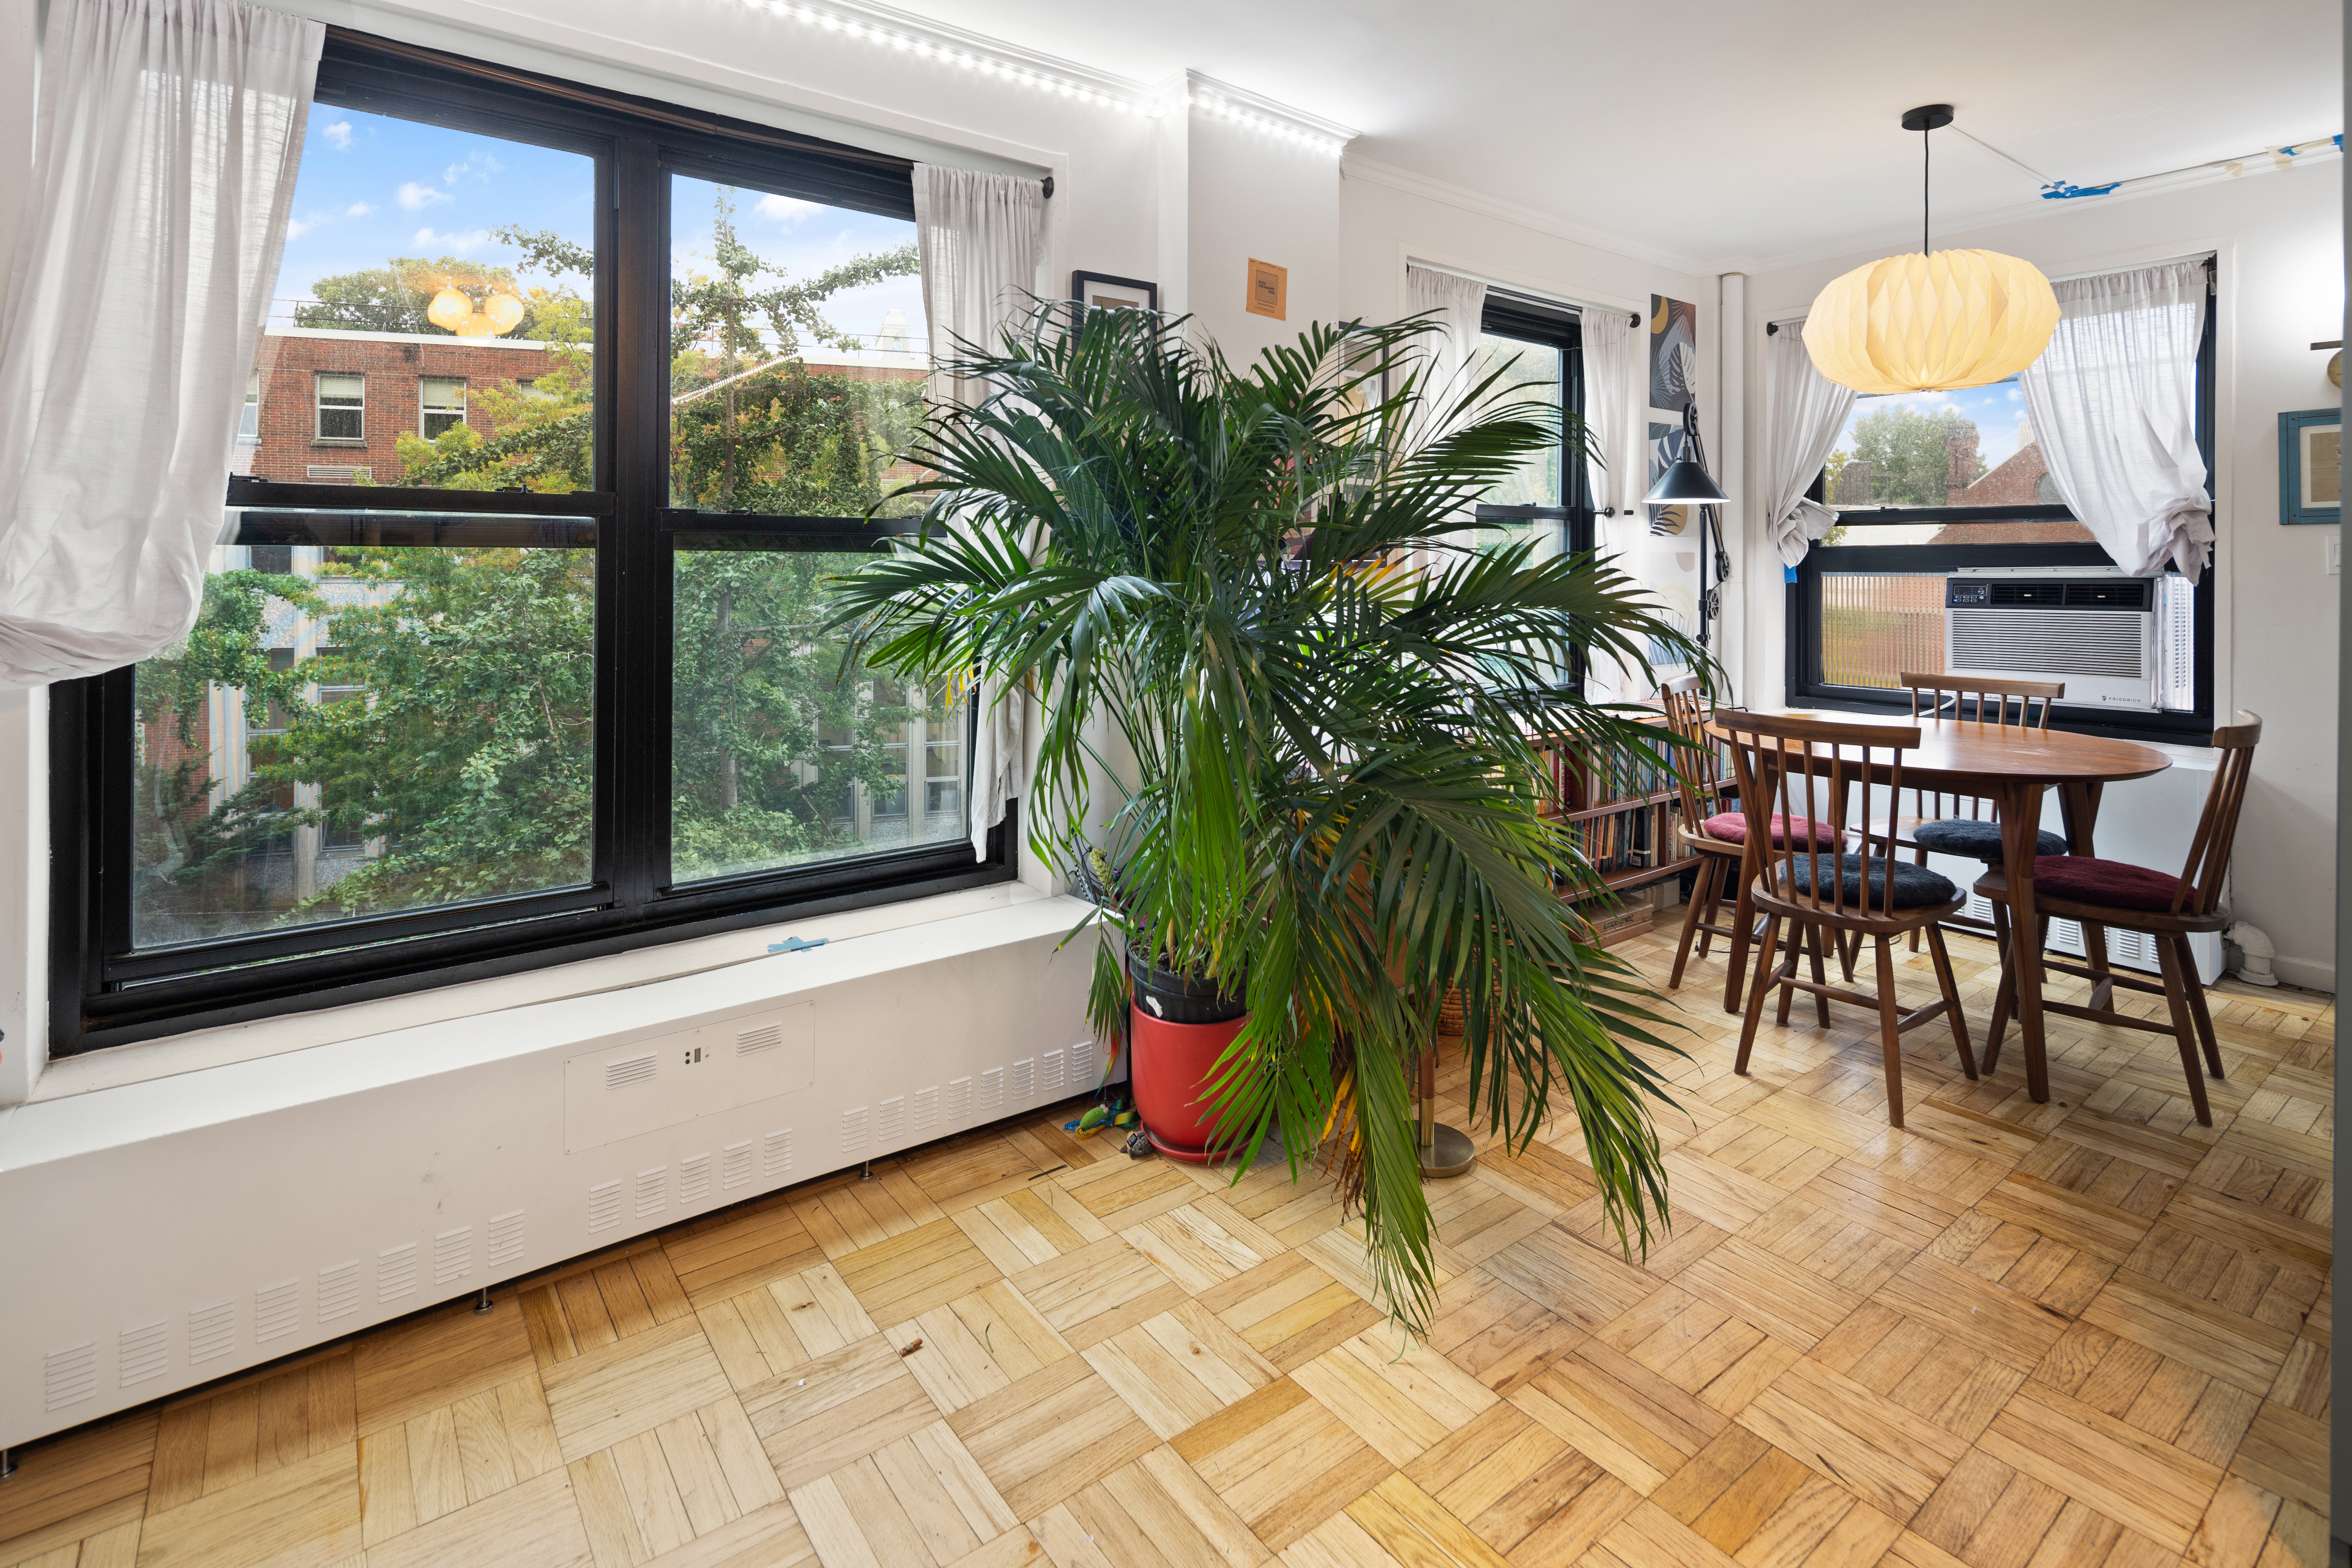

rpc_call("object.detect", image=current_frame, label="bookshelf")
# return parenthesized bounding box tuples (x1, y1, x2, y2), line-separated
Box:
(1535, 716, 1700, 930)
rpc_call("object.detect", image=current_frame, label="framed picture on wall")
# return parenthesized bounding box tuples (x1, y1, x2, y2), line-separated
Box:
(1070, 271, 1158, 315)
(1246, 258, 1288, 320)
(2278, 407, 2341, 524)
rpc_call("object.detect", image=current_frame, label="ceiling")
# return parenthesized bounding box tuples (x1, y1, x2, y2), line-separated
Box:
(885, 0, 2343, 272)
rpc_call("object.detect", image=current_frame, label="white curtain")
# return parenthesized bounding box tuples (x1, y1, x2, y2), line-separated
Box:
(2021, 261, 2213, 580)
(1578, 307, 1638, 543)
(0, 0, 321, 689)
(1403, 265, 1488, 439)
(1762, 322, 1856, 567)
(912, 163, 1044, 858)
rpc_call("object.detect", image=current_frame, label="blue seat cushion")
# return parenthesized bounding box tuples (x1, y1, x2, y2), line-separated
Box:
(1784, 854, 1960, 910)
(1911, 818, 2069, 861)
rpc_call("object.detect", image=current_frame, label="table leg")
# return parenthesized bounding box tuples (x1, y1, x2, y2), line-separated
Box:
(2002, 782, 2052, 1103)
(2059, 781, 2114, 1011)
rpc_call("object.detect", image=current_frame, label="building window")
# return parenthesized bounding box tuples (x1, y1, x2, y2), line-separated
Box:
(419, 377, 467, 438)
(52, 29, 981, 1055)
(239, 371, 259, 442)
(1786, 265, 2218, 743)
(1467, 291, 1590, 683)
(315, 372, 364, 441)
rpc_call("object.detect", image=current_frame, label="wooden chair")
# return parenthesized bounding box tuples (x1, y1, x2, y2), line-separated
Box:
(1886, 672, 2070, 951)
(1975, 712, 2261, 1127)
(1719, 710, 1977, 1128)
(1657, 677, 1844, 998)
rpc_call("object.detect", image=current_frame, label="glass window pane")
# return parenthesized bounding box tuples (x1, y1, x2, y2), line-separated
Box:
(1469, 331, 1563, 509)
(130, 512, 596, 946)
(668, 176, 926, 515)
(254, 107, 597, 491)
(671, 540, 966, 883)
(1816, 573, 1948, 690)
(1825, 380, 2070, 511)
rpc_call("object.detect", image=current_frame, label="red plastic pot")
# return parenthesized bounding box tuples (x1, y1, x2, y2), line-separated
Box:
(1129, 1004, 1247, 1164)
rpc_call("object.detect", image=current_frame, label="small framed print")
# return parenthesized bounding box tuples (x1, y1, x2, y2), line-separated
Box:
(1246, 258, 1287, 320)
(1069, 271, 1158, 316)
(2279, 407, 2341, 524)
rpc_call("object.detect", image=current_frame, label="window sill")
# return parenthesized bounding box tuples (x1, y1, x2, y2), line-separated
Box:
(310, 438, 369, 447)
(30, 880, 1051, 1103)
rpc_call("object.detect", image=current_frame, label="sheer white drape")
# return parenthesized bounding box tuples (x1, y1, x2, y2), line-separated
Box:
(1578, 308, 1638, 543)
(1761, 322, 1856, 567)
(912, 163, 1044, 858)
(2021, 261, 2213, 580)
(1403, 264, 1487, 435)
(0, 0, 321, 688)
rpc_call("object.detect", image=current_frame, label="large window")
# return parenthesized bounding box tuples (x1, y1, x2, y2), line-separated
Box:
(1786, 267, 2218, 744)
(50, 32, 1008, 1054)
(1470, 292, 1589, 566)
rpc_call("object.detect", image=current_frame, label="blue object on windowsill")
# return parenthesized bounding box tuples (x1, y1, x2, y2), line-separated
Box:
(1785, 565, 1798, 583)
(767, 937, 828, 953)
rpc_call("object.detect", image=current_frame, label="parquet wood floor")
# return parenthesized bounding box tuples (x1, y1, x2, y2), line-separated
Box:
(0, 927, 2330, 1568)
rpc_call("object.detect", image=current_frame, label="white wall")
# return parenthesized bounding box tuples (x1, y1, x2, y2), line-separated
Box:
(1741, 168, 2345, 990)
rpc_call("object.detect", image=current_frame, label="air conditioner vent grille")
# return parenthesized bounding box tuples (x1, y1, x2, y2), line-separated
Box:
(318, 1262, 361, 1323)
(763, 1128, 793, 1180)
(378, 1245, 418, 1304)
(634, 1167, 667, 1220)
(723, 1141, 754, 1190)
(487, 1211, 526, 1271)
(679, 1154, 711, 1206)
(189, 1300, 236, 1365)
(588, 1181, 623, 1234)
(433, 1227, 474, 1287)
(1950, 609, 2149, 680)
(736, 1021, 784, 1055)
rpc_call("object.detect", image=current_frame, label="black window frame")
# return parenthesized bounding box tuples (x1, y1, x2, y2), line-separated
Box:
(49, 29, 1014, 1056)
(1785, 260, 2219, 746)
(1471, 291, 1592, 687)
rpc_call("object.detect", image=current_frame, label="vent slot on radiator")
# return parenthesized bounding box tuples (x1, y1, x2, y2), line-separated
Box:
(487, 1211, 526, 1271)
(118, 1321, 168, 1387)
(318, 1262, 361, 1323)
(255, 1280, 300, 1344)
(378, 1246, 418, 1305)
(189, 1300, 236, 1366)
(588, 1181, 623, 1234)
(912, 1086, 939, 1134)
(877, 1097, 904, 1143)
(764, 1128, 793, 1180)
(723, 1141, 754, 1190)
(736, 1021, 784, 1055)
(43, 1342, 96, 1413)
(434, 1227, 474, 1286)
(947, 1077, 973, 1123)
(605, 1052, 658, 1090)
(635, 1167, 668, 1220)
(1041, 1048, 1064, 1098)
(842, 1106, 868, 1155)
(679, 1154, 712, 1206)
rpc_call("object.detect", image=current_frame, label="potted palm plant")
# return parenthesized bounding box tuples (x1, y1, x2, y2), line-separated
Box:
(833, 305, 1700, 1332)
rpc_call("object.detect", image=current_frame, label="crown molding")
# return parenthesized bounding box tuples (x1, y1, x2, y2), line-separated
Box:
(1339, 153, 1717, 278)
(1179, 70, 1356, 156)
(731, 0, 1162, 114)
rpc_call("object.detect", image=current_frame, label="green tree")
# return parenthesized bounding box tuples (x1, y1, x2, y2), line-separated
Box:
(295, 254, 554, 338)
(670, 187, 919, 506)
(1847, 404, 1984, 505)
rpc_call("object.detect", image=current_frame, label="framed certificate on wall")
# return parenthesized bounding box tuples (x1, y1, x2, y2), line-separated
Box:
(2278, 407, 2341, 524)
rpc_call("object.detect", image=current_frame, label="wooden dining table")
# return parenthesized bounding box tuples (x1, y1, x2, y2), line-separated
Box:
(1704, 708, 2174, 1105)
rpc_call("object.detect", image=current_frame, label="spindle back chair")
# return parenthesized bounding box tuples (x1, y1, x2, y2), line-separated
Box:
(1717, 709, 1976, 1128)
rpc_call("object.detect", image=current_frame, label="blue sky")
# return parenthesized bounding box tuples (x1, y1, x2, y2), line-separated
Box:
(1831, 377, 2032, 471)
(274, 108, 926, 351)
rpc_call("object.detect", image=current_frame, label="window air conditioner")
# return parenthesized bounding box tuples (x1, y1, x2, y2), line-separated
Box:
(1943, 567, 2194, 714)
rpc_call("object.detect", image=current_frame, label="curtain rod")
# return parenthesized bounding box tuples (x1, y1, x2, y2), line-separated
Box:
(1412, 263, 1635, 325)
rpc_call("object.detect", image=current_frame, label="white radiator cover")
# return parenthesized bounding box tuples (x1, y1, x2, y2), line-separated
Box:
(0, 894, 1104, 1450)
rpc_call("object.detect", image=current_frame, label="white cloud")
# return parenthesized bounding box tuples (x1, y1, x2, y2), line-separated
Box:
(397, 181, 450, 211)
(321, 120, 352, 151)
(412, 227, 492, 254)
(755, 193, 821, 226)
(285, 214, 322, 239)
(346, 202, 374, 217)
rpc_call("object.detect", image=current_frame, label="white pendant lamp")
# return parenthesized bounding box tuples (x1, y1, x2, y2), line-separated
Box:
(1803, 106, 2059, 395)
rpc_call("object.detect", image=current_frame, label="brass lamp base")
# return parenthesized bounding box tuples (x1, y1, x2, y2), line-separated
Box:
(1418, 1122, 1476, 1179)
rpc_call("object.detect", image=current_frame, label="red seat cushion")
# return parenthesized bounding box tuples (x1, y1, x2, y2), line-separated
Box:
(1700, 811, 1843, 848)
(2028, 855, 2185, 913)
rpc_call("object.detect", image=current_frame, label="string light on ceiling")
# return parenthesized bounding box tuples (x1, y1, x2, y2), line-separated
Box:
(1804, 105, 2060, 395)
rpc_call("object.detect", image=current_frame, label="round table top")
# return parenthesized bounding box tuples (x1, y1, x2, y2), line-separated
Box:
(1707, 708, 2174, 788)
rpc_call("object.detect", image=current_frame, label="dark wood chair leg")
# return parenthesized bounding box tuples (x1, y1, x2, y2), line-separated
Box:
(1874, 934, 1905, 1128)
(2082, 919, 2116, 1012)
(1806, 922, 1833, 1027)
(1923, 922, 1978, 1080)
(1695, 853, 1727, 960)
(1721, 881, 1755, 1017)
(1667, 854, 1718, 991)
(1733, 915, 1782, 1077)
(2174, 934, 2226, 1080)
(2155, 932, 2214, 1127)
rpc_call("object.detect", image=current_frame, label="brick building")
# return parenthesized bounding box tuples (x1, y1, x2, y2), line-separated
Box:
(1932, 423, 2095, 543)
(237, 328, 556, 484)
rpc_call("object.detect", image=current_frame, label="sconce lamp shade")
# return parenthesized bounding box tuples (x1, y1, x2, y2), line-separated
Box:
(1802, 248, 2060, 394)
(1644, 454, 1728, 506)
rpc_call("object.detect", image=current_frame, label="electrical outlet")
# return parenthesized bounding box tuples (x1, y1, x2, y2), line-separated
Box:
(2328, 535, 2340, 575)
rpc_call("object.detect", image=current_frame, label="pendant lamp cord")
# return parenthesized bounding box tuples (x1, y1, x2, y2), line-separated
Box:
(1922, 122, 1931, 255)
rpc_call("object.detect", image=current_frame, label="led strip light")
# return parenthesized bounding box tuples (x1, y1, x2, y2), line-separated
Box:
(735, 0, 1354, 156)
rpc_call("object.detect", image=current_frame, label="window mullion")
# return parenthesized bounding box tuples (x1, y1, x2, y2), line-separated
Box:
(606, 129, 668, 912)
